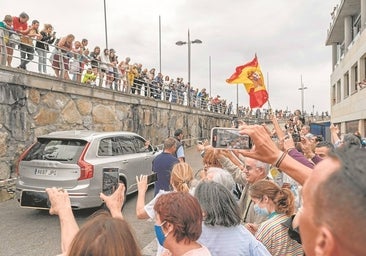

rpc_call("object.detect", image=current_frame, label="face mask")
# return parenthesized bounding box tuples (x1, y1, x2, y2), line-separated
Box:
(254, 204, 270, 217)
(154, 221, 169, 246)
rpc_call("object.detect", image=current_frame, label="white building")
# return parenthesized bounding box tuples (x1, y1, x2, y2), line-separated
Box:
(326, 0, 366, 136)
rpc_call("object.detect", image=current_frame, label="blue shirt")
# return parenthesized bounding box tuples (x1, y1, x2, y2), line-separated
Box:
(198, 224, 271, 256)
(152, 152, 179, 196)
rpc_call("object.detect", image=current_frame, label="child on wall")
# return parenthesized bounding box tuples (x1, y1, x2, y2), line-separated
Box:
(82, 67, 96, 86)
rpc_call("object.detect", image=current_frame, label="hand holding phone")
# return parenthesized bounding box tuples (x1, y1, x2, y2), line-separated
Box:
(20, 190, 50, 209)
(147, 173, 158, 184)
(103, 168, 119, 196)
(211, 127, 252, 150)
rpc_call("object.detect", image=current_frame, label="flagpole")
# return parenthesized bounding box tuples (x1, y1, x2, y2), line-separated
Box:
(159, 15, 162, 74)
(267, 71, 272, 112)
(209, 56, 212, 96)
(267, 72, 271, 111)
(236, 84, 239, 116)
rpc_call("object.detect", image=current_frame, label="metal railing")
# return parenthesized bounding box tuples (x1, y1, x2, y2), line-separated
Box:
(0, 27, 234, 115)
(1, 28, 329, 121)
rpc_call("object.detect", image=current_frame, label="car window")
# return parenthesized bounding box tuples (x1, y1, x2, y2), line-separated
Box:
(99, 136, 136, 156)
(23, 138, 87, 163)
(115, 137, 136, 155)
(133, 136, 152, 153)
(99, 138, 113, 156)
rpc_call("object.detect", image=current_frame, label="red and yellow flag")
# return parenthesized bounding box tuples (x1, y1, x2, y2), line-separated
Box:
(226, 55, 268, 108)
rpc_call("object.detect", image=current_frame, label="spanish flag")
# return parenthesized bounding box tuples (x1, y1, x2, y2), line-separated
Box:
(226, 55, 268, 108)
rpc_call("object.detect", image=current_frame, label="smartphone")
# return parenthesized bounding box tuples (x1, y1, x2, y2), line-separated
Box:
(102, 168, 119, 196)
(211, 127, 252, 150)
(147, 172, 158, 184)
(20, 190, 50, 209)
(291, 133, 301, 143)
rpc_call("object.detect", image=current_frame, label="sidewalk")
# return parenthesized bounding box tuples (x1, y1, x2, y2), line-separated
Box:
(0, 177, 16, 202)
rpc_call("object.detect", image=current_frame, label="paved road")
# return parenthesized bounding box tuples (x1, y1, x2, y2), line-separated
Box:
(0, 146, 203, 256)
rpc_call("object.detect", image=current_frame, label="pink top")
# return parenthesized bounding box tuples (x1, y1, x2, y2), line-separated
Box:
(182, 245, 211, 256)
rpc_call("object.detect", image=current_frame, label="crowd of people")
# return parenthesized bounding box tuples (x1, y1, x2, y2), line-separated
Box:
(0, 13, 334, 120)
(0, 12, 237, 114)
(42, 111, 366, 256)
(236, 107, 331, 126)
(1, 12, 333, 119)
(3, 9, 364, 256)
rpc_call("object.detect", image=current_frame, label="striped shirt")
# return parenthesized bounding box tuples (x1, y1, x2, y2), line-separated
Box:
(255, 213, 303, 256)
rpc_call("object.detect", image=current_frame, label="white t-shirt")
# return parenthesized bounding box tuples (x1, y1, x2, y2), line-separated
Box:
(144, 190, 170, 219)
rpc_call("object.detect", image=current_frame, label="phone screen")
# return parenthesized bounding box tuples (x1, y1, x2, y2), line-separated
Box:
(147, 173, 158, 184)
(211, 127, 252, 150)
(20, 190, 50, 209)
(102, 168, 119, 195)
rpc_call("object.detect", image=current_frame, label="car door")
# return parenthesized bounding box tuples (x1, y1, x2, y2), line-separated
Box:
(132, 135, 155, 173)
(93, 135, 140, 195)
(94, 135, 152, 194)
(116, 135, 150, 193)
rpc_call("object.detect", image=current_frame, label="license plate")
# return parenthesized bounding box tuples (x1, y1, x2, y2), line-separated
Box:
(34, 168, 57, 176)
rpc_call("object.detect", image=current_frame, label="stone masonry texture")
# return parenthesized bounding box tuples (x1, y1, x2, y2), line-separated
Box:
(0, 67, 231, 180)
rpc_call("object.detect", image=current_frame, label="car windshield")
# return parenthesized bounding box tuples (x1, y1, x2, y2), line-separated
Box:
(23, 138, 87, 163)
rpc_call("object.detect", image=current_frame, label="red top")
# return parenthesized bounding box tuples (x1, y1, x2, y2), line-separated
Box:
(12, 16, 27, 33)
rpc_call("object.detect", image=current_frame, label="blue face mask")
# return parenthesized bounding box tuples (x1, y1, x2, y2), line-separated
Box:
(254, 204, 270, 217)
(154, 221, 169, 246)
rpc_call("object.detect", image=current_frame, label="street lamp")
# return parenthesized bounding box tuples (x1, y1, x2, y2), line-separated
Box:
(176, 29, 202, 106)
(103, 0, 108, 49)
(298, 75, 308, 115)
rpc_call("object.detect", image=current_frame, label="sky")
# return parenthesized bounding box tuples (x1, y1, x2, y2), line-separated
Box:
(2, 0, 340, 114)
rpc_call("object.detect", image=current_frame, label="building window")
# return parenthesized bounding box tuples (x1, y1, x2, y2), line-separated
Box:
(344, 72, 350, 98)
(339, 42, 345, 59)
(332, 84, 336, 105)
(353, 13, 361, 39)
(351, 64, 358, 93)
(336, 80, 341, 103)
(345, 120, 359, 134)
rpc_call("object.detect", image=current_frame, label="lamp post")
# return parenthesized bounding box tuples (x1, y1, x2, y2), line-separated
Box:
(176, 29, 202, 106)
(103, 0, 108, 49)
(298, 75, 308, 115)
(209, 55, 212, 96)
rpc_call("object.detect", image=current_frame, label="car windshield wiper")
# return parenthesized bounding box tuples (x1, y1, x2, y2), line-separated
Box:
(43, 155, 72, 161)
(49, 158, 73, 161)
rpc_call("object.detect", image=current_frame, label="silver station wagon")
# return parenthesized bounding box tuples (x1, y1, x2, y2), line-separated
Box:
(15, 130, 159, 209)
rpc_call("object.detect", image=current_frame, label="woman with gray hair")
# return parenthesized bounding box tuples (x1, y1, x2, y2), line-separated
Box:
(195, 181, 270, 256)
(205, 167, 237, 199)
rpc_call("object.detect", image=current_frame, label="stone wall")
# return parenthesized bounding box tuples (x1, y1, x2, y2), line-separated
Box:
(0, 67, 231, 179)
